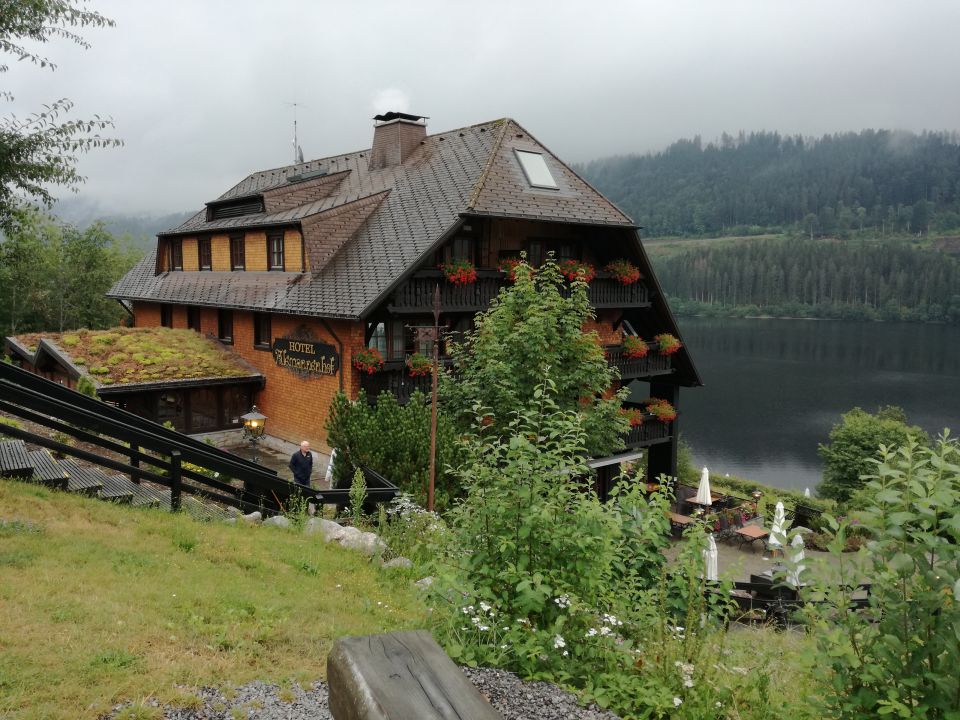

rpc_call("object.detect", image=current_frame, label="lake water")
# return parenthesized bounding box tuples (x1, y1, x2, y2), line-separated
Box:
(673, 317, 960, 491)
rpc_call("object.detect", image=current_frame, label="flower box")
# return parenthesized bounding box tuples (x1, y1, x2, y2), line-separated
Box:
(653, 333, 682, 355)
(353, 347, 384, 375)
(604, 259, 642, 285)
(557, 259, 595, 283)
(406, 352, 434, 377)
(622, 335, 649, 359)
(645, 397, 677, 423)
(439, 259, 478, 285)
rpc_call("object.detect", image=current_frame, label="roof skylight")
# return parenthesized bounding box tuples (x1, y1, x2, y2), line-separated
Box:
(515, 150, 558, 190)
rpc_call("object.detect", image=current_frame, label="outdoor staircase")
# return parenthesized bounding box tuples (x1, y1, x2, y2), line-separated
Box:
(1, 438, 229, 520)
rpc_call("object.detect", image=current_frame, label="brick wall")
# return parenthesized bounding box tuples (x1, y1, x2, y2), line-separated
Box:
(133, 301, 368, 452)
(300, 192, 389, 272)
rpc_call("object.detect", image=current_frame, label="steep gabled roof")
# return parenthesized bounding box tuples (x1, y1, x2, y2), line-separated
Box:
(109, 117, 637, 320)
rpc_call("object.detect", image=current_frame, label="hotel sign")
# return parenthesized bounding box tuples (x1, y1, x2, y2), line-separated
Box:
(272, 338, 339, 377)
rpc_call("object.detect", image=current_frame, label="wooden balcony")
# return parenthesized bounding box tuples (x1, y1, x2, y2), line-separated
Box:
(387, 270, 650, 314)
(360, 361, 436, 405)
(623, 415, 672, 448)
(577, 272, 650, 309)
(388, 271, 503, 314)
(606, 344, 674, 381)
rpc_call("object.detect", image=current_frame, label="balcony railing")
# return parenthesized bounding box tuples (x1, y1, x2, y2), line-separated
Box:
(623, 416, 672, 448)
(388, 270, 503, 314)
(606, 344, 673, 381)
(387, 269, 650, 313)
(360, 361, 437, 405)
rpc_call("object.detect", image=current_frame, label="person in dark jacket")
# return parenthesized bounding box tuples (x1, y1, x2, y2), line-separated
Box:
(289, 441, 313, 487)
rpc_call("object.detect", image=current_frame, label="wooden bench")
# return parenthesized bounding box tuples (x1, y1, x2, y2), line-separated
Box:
(327, 630, 503, 720)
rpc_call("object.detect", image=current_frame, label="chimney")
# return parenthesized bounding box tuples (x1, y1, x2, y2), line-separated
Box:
(368, 112, 428, 170)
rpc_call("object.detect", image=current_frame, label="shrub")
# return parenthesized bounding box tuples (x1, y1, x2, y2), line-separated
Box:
(817, 406, 929, 503)
(349, 467, 367, 527)
(803, 433, 960, 719)
(325, 390, 464, 510)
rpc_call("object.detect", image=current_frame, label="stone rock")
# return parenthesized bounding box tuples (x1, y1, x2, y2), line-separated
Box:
(357, 531, 387, 556)
(241, 511, 262, 524)
(224, 517, 237, 525)
(383, 556, 413, 569)
(308, 518, 346, 543)
(264, 515, 291, 529)
(336, 525, 364, 548)
(414, 576, 434, 590)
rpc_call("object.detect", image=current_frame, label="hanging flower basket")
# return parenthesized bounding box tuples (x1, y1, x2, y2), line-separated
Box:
(498, 257, 531, 282)
(557, 259, 596, 283)
(352, 347, 384, 375)
(653, 333, 682, 355)
(621, 407, 645, 427)
(439, 259, 477, 285)
(605, 259, 642, 285)
(622, 335, 649, 359)
(406, 352, 434, 377)
(645, 398, 677, 423)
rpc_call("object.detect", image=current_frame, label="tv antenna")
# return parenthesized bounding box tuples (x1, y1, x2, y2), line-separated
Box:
(285, 101, 307, 164)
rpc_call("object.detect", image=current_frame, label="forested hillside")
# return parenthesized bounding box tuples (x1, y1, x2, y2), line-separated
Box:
(653, 238, 960, 323)
(580, 130, 960, 237)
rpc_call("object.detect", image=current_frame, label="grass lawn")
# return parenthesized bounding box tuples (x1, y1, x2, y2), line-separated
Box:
(0, 480, 425, 719)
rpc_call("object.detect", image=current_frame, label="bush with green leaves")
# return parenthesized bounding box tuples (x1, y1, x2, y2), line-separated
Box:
(430, 378, 769, 718)
(818, 405, 928, 504)
(803, 433, 960, 719)
(325, 389, 464, 510)
(349, 467, 367, 527)
(442, 255, 628, 457)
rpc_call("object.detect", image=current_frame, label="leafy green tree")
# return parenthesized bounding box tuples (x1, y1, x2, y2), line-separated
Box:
(817, 406, 928, 503)
(1, 0, 120, 230)
(805, 434, 960, 718)
(0, 207, 141, 333)
(442, 256, 628, 456)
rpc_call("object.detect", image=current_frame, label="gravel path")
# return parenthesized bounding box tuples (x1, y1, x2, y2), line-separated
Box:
(102, 667, 620, 719)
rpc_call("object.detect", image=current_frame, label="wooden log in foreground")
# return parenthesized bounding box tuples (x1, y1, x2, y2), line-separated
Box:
(327, 630, 503, 720)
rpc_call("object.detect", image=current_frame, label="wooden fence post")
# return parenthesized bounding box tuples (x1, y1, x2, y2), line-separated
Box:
(129, 443, 140, 485)
(170, 449, 181, 511)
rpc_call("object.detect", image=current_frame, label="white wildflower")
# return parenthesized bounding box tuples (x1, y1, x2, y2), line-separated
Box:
(479, 625, 490, 632)
(585, 628, 598, 638)
(553, 634, 566, 649)
(479, 601, 492, 613)
(562, 650, 568, 657)
(673, 697, 683, 707)
(471, 617, 481, 626)
(683, 678, 694, 688)
(599, 626, 611, 636)
(554, 594, 571, 608)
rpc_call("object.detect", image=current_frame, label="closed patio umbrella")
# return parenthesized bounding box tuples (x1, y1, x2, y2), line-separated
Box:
(786, 533, 806, 587)
(703, 533, 719, 582)
(695, 466, 712, 506)
(804, 487, 811, 498)
(769, 501, 787, 549)
(324, 447, 336, 486)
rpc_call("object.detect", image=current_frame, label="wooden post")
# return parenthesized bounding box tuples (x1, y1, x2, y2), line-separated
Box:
(129, 443, 140, 485)
(170, 449, 182, 511)
(427, 284, 440, 513)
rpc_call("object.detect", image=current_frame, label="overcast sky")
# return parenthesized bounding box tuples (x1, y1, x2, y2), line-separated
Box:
(8, 0, 960, 216)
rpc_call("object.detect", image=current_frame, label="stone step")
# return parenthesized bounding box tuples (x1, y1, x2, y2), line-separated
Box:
(59, 459, 106, 496)
(98, 474, 136, 503)
(0, 439, 32, 479)
(27, 450, 69, 489)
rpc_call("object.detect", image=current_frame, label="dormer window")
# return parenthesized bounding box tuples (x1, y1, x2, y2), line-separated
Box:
(168, 239, 183, 271)
(515, 150, 558, 190)
(206, 197, 265, 221)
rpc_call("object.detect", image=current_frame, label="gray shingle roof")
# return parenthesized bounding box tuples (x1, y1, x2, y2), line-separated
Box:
(109, 117, 636, 319)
